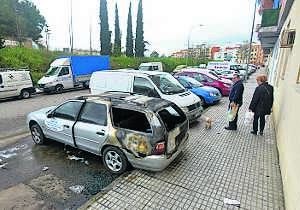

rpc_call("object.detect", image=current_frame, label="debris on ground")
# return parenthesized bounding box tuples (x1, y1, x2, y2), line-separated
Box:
(0, 144, 28, 159)
(84, 161, 89, 165)
(67, 155, 84, 161)
(224, 198, 241, 207)
(69, 185, 84, 194)
(0, 163, 8, 169)
(42, 166, 49, 171)
(0, 152, 17, 159)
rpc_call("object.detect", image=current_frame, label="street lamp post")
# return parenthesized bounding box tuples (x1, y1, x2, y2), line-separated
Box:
(45, 25, 51, 51)
(245, 0, 258, 81)
(186, 24, 204, 66)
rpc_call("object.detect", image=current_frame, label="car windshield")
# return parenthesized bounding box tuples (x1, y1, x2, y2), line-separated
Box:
(150, 74, 185, 94)
(45, 67, 60, 77)
(182, 77, 203, 88)
(139, 66, 151, 71)
(208, 71, 221, 80)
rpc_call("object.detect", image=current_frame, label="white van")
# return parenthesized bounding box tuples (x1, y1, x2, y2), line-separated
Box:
(139, 62, 163, 72)
(0, 69, 35, 100)
(90, 70, 203, 121)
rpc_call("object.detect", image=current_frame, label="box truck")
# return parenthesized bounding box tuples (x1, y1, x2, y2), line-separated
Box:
(38, 56, 110, 93)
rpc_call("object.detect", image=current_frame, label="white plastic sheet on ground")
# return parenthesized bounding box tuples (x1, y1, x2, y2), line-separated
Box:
(69, 185, 85, 194)
(224, 198, 241, 207)
(67, 155, 84, 161)
(0, 163, 8, 169)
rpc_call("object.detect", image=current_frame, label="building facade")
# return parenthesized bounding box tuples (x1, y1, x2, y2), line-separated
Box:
(257, 0, 299, 209)
(250, 44, 265, 65)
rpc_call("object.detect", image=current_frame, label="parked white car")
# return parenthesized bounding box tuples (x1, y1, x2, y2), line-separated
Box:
(90, 70, 203, 122)
(139, 62, 163, 72)
(0, 69, 35, 100)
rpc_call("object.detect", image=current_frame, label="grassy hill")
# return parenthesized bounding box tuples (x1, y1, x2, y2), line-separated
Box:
(0, 47, 210, 84)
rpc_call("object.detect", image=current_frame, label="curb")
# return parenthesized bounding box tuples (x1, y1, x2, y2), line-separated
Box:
(0, 129, 28, 141)
(0, 131, 30, 148)
(78, 171, 132, 210)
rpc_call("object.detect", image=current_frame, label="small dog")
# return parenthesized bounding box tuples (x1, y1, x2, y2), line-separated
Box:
(204, 116, 213, 129)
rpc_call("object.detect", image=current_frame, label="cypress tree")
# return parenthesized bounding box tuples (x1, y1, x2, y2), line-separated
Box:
(135, 0, 144, 57)
(113, 3, 121, 56)
(126, 2, 134, 57)
(99, 0, 111, 55)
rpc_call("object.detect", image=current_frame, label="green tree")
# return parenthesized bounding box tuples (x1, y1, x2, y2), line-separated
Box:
(0, 0, 45, 42)
(113, 3, 121, 56)
(150, 51, 159, 58)
(126, 2, 134, 57)
(135, 0, 145, 57)
(99, 0, 111, 55)
(0, 36, 4, 49)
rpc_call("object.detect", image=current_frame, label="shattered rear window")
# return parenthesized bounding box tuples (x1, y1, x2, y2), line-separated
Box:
(158, 105, 186, 131)
(112, 107, 152, 133)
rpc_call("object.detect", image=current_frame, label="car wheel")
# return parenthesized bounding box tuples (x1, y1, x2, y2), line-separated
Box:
(55, 85, 63, 94)
(30, 124, 45, 145)
(83, 81, 89, 89)
(21, 89, 31, 99)
(103, 146, 128, 174)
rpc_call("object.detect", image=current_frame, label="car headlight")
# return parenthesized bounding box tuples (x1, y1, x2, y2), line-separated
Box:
(209, 92, 216, 97)
(223, 84, 231, 88)
(181, 107, 189, 113)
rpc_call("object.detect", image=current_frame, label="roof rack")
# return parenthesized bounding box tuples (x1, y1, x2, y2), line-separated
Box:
(74, 92, 147, 107)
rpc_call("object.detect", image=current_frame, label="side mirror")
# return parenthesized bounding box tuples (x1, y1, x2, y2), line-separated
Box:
(47, 112, 53, 118)
(148, 89, 160, 98)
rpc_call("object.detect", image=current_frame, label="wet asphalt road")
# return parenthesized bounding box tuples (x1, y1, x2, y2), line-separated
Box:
(0, 89, 89, 138)
(0, 136, 119, 209)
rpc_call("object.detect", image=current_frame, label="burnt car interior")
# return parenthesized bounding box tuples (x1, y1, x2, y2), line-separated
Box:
(112, 107, 152, 133)
(158, 105, 186, 131)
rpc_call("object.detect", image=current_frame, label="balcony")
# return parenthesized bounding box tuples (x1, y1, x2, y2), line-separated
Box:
(261, 8, 280, 27)
(257, 8, 280, 53)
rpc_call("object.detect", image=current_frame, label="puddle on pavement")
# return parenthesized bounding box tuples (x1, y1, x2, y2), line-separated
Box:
(0, 139, 119, 209)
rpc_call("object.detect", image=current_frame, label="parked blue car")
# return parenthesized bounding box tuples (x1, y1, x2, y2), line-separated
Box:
(175, 76, 222, 105)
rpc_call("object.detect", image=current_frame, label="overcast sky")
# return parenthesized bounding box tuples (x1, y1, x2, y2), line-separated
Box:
(31, 0, 261, 55)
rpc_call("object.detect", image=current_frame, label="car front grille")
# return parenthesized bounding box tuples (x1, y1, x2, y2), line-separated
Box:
(187, 102, 201, 112)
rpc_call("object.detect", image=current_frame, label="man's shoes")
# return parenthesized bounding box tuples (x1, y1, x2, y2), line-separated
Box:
(224, 126, 237, 131)
(259, 131, 263, 136)
(250, 131, 257, 135)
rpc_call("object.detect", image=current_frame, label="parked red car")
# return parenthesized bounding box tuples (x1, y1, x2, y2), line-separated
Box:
(175, 68, 232, 96)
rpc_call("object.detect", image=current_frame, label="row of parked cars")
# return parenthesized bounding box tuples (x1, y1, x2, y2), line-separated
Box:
(10, 58, 256, 174)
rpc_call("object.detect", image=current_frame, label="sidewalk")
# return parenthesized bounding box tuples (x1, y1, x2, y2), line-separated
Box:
(81, 74, 285, 210)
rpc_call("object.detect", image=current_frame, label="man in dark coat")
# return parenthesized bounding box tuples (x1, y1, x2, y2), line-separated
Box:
(225, 74, 244, 130)
(249, 74, 274, 135)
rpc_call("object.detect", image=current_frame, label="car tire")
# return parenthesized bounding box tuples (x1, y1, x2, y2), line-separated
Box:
(55, 85, 63, 94)
(20, 89, 31, 99)
(30, 124, 45, 145)
(83, 81, 89, 89)
(103, 146, 128, 174)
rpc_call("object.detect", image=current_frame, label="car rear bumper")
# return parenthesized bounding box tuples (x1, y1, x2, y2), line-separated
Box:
(125, 134, 189, 171)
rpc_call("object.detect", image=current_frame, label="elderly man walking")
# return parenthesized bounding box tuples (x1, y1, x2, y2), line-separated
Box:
(225, 74, 244, 130)
(249, 74, 274, 135)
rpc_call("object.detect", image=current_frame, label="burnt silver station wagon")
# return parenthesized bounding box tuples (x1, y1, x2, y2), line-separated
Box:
(27, 92, 189, 174)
